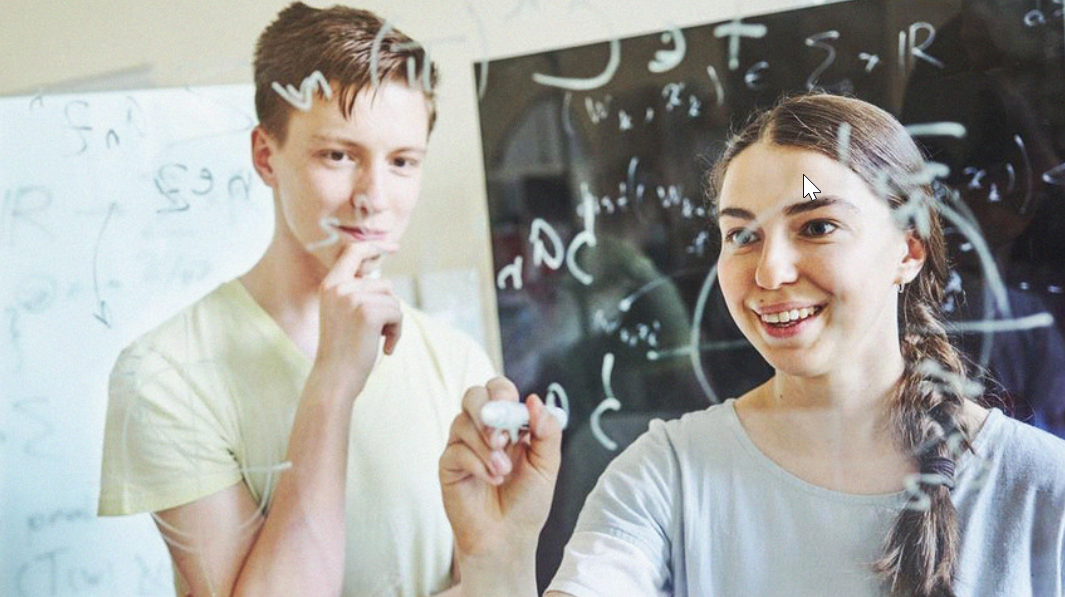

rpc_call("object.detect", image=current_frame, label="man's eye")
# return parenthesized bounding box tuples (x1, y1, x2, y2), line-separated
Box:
(393, 156, 420, 169)
(322, 150, 353, 163)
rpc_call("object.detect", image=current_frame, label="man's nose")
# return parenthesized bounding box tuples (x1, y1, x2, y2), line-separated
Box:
(754, 235, 800, 289)
(353, 161, 387, 214)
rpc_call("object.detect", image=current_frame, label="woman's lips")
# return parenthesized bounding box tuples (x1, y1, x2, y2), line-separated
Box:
(756, 304, 825, 339)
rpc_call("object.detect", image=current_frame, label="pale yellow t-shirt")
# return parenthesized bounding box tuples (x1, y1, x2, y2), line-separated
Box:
(98, 280, 496, 596)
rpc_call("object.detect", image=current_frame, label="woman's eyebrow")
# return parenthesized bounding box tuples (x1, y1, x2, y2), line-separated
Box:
(719, 195, 860, 220)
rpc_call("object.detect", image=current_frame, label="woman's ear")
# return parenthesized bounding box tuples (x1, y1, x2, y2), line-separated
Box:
(251, 126, 279, 188)
(897, 230, 927, 285)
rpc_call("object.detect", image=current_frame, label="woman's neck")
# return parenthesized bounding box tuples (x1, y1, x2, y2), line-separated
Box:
(751, 349, 907, 455)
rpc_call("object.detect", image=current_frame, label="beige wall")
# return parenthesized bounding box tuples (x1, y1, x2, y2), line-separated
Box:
(1, 0, 834, 367)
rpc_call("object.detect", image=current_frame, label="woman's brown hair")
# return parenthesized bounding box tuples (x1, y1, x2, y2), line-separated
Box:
(706, 93, 980, 596)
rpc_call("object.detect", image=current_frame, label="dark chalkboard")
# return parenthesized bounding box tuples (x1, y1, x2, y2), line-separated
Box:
(475, 0, 1065, 586)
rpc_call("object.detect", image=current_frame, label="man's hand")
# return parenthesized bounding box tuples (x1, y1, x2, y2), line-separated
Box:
(314, 241, 401, 399)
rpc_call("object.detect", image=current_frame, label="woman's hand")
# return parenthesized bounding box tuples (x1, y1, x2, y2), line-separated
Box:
(439, 377, 562, 583)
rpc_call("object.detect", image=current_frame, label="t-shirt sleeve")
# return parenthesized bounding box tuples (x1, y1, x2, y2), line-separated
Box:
(451, 328, 498, 414)
(547, 420, 677, 596)
(98, 343, 242, 516)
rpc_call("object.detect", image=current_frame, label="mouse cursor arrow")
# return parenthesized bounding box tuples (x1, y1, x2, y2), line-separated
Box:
(803, 175, 821, 201)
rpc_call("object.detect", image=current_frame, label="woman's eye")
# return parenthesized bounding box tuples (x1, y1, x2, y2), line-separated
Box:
(726, 228, 757, 246)
(804, 220, 838, 236)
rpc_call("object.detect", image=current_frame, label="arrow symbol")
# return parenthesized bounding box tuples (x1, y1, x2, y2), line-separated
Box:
(93, 202, 118, 328)
(803, 174, 821, 201)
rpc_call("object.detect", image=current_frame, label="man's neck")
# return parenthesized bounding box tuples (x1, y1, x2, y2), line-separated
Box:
(239, 229, 325, 345)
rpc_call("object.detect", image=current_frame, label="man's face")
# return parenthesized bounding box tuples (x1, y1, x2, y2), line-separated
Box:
(254, 81, 430, 274)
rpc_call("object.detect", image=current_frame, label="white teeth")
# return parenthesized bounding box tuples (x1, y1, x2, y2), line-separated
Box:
(760, 306, 820, 324)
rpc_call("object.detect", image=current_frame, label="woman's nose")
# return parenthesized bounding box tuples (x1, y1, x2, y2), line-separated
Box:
(754, 236, 799, 289)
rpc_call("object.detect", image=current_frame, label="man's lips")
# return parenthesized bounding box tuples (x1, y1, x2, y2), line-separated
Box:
(337, 226, 388, 242)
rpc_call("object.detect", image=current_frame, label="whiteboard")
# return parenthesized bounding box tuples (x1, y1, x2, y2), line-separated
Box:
(1, 85, 274, 597)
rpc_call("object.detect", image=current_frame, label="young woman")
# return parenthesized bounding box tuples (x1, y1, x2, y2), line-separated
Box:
(439, 94, 1065, 596)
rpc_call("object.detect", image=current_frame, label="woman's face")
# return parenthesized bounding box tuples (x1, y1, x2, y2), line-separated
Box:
(715, 141, 925, 378)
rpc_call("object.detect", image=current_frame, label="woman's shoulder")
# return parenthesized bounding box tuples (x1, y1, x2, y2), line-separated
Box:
(649, 399, 739, 436)
(974, 407, 1065, 493)
(636, 399, 745, 465)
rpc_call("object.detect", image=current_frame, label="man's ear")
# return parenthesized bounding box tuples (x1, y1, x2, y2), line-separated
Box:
(897, 229, 928, 285)
(251, 126, 279, 188)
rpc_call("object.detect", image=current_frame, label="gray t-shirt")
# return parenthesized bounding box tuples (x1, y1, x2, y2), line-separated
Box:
(547, 399, 1065, 596)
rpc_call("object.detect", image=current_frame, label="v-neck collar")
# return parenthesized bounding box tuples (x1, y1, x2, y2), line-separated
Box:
(220, 279, 314, 374)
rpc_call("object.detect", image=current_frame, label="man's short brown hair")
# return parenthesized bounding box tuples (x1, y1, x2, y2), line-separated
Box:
(254, 2, 439, 143)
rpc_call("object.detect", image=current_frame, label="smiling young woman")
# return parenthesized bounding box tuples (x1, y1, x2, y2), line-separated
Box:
(439, 94, 1065, 597)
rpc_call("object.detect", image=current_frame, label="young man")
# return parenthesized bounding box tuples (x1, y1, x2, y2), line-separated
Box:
(97, 4, 494, 596)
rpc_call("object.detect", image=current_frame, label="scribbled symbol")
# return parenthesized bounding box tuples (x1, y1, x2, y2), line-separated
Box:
(105, 129, 120, 148)
(93, 202, 118, 327)
(562, 92, 575, 137)
(306, 216, 341, 251)
(126, 95, 147, 137)
(662, 83, 685, 111)
(705, 66, 725, 107)
(29, 94, 44, 110)
(858, 52, 880, 72)
(593, 309, 622, 335)
(567, 193, 597, 285)
(585, 95, 611, 124)
(713, 19, 768, 71)
(1042, 161, 1065, 186)
(496, 256, 524, 290)
(744, 61, 770, 90)
(154, 163, 191, 213)
(271, 70, 332, 112)
(686, 95, 703, 118)
(545, 382, 570, 421)
(903, 472, 953, 511)
(590, 353, 622, 450)
(530, 219, 564, 270)
(898, 22, 944, 76)
(533, 38, 621, 91)
(16, 276, 57, 314)
(63, 100, 92, 155)
(905, 426, 996, 511)
(836, 121, 852, 164)
(228, 171, 253, 201)
(804, 30, 840, 90)
(648, 26, 686, 74)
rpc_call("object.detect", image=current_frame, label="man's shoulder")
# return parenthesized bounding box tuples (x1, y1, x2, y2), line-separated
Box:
(115, 281, 239, 369)
(399, 301, 484, 355)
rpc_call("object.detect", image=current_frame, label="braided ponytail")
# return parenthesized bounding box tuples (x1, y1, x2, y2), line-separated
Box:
(874, 218, 974, 596)
(706, 93, 985, 596)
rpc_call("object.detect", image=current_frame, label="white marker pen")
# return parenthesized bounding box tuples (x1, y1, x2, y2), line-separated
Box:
(480, 401, 568, 445)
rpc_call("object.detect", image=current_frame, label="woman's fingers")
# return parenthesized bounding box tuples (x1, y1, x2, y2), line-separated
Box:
(522, 393, 563, 475)
(449, 412, 511, 480)
(441, 413, 505, 486)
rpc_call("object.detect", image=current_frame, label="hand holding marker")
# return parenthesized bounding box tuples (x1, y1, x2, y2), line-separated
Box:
(480, 400, 569, 445)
